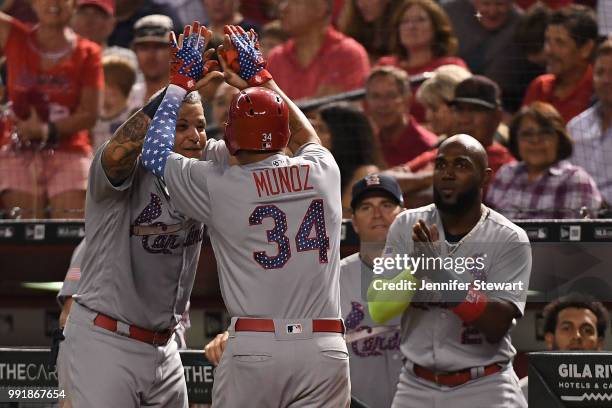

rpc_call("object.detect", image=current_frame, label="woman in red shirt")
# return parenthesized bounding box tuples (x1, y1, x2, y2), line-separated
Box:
(0, 0, 102, 218)
(376, 0, 467, 122)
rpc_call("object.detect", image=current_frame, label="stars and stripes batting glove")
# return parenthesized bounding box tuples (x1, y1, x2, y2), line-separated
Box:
(221, 25, 272, 86)
(170, 21, 207, 91)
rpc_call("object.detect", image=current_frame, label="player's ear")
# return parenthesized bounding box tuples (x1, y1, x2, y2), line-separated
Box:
(481, 167, 492, 189)
(544, 333, 555, 350)
(351, 214, 359, 235)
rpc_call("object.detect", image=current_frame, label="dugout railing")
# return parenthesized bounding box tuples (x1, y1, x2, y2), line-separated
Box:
(2, 218, 612, 307)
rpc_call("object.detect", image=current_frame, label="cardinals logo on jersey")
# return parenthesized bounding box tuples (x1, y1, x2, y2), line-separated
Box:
(344, 301, 400, 357)
(131, 193, 204, 254)
(345, 301, 366, 331)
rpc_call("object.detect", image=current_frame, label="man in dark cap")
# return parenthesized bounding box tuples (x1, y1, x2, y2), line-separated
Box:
(341, 174, 405, 408)
(390, 76, 516, 202)
(128, 14, 173, 109)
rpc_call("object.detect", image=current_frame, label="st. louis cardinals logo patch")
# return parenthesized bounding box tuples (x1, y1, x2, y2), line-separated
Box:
(130, 193, 204, 254)
(344, 301, 400, 357)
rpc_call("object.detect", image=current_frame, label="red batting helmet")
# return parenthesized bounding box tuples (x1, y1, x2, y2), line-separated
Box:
(224, 87, 290, 155)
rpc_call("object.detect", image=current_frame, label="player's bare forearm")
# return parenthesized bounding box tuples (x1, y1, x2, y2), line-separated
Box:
(102, 110, 151, 185)
(470, 299, 517, 343)
(263, 80, 320, 153)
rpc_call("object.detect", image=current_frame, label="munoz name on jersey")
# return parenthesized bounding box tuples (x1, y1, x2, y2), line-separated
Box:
(252, 164, 314, 198)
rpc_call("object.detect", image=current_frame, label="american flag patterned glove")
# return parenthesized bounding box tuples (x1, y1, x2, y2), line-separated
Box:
(141, 85, 186, 177)
(222, 25, 272, 86)
(170, 22, 207, 91)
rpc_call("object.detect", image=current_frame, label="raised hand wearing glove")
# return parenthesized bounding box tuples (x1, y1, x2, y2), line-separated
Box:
(169, 21, 218, 91)
(142, 21, 220, 178)
(218, 25, 272, 87)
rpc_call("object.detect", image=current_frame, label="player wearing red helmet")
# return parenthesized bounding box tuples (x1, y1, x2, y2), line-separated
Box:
(140, 24, 350, 407)
(224, 87, 289, 155)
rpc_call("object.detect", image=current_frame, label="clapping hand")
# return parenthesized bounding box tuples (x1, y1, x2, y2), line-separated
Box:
(412, 220, 441, 279)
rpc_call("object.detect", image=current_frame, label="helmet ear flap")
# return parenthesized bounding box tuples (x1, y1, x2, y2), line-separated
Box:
(224, 87, 290, 155)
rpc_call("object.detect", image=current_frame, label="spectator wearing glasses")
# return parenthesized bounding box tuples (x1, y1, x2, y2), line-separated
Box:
(364, 66, 437, 168)
(487, 102, 601, 219)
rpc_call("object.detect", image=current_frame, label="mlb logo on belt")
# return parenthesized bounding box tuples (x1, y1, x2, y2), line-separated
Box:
(286, 324, 303, 334)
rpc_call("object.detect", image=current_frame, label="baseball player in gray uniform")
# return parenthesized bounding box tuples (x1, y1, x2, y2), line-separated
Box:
(370, 134, 531, 407)
(140, 24, 350, 407)
(57, 22, 220, 407)
(53, 238, 86, 408)
(342, 174, 405, 408)
(56, 238, 192, 349)
(57, 239, 86, 329)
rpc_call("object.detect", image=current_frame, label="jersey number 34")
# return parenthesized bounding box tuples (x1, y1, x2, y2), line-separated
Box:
(249, 199, 329, 269)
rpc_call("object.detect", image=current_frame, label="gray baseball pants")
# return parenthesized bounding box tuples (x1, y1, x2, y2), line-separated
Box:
(212, 318, 351, 407)
(58, 302, 188, 407)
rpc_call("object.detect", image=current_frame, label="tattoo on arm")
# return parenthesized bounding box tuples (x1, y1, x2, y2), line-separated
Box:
(101, 110, 151, 185)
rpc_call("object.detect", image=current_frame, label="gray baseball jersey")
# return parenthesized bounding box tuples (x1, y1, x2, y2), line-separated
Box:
(341, 253, 402, 408)
(75, 144, 205, 331)
(163, 140, 343, 319)
(383, 204, 531, 372)
(57, 238, 86, 306)
(56, 238, 191, 348)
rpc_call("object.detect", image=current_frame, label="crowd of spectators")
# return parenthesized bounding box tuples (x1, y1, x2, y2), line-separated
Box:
(0, 0, 611, 220)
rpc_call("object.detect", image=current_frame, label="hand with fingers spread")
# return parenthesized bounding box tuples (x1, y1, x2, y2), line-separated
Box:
(218, 25, 272, 86)
(170, 21, 218, 91)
